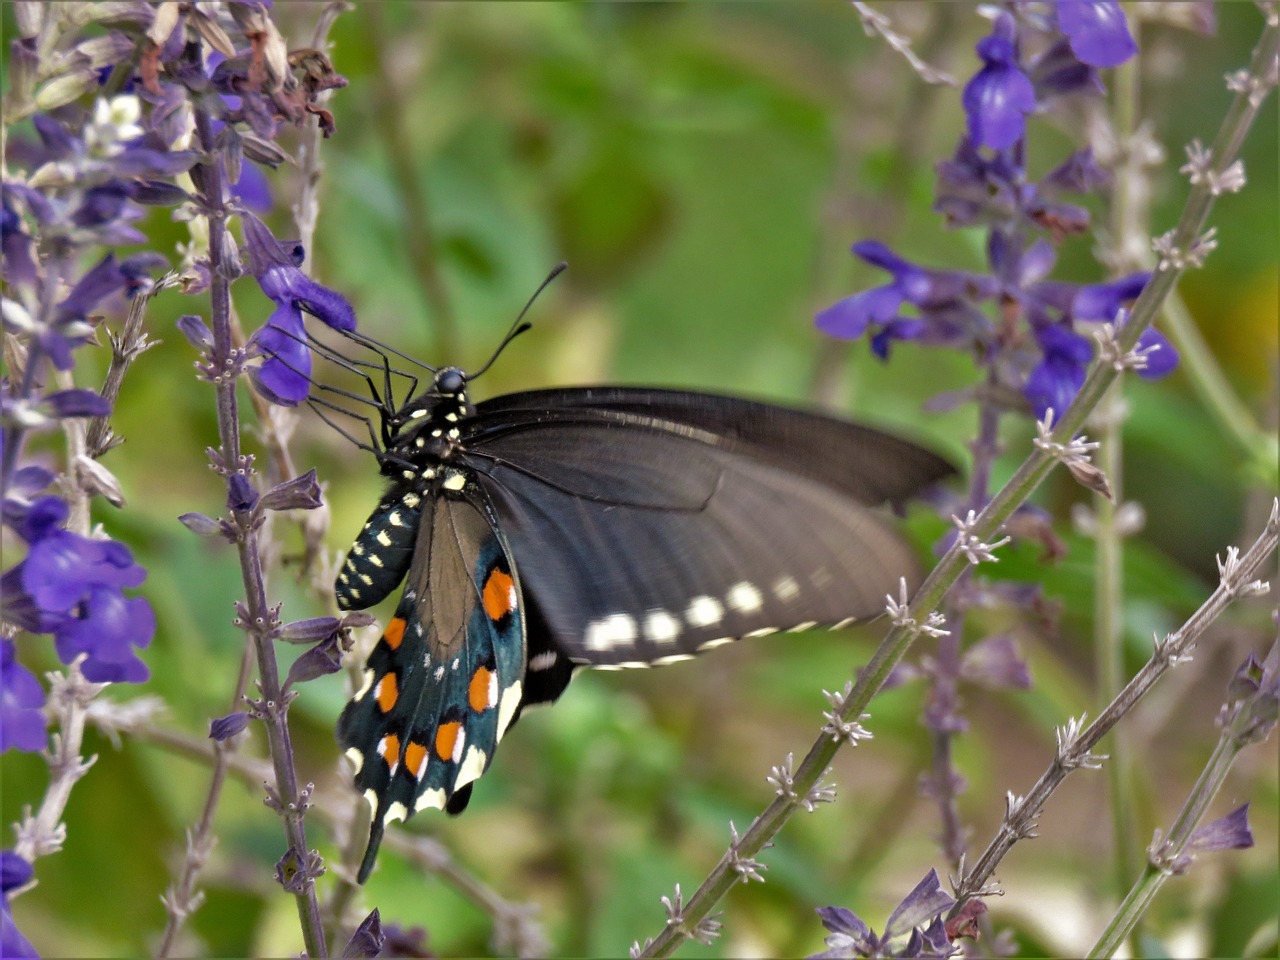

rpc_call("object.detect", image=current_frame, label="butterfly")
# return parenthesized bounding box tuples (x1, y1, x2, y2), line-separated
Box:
(326, 284, 953, 883)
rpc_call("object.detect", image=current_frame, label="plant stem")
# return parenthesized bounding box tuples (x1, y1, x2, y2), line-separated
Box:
(192, 85, 328, 959)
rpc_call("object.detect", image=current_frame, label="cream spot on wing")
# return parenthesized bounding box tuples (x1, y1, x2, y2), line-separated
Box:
(415, 787, 447, 812)
(354, 668, 376, 701)
(643, 609, 681, 645)
(344, 747, 364, 776)
(745, 627, 778, 638)
(528, 650, 559, 672)
(726, 581, 764, 614)
(497, 680, 523, 740)
(585, 613, 638, 652)
(772, 576, 800, 602)
(454, 746, 488, 790)
(652, 653, 694, 666)
(384, 801, 408, 825)
(788, 621, 817, 633)
(686, 595, 724, 628)
(363, 788, 378, 814)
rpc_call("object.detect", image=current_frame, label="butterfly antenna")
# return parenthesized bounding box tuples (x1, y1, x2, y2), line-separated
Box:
(341, 327, 438, 374)
(470, 261, 567, 380)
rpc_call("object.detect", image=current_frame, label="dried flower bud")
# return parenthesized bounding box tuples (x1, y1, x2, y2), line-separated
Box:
(257, 468, 322, 512)
(209, 711, 251, 741)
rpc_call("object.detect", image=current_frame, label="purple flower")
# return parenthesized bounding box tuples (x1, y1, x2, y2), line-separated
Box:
(962, 13, 1037, 150)
(1056, 0, 1138, 68)
(812, 870, 958, 959)
(816, 241, 982, 345)
(1024, 323, 1093, 419)
(1, 850, 37, 959)
(3, 496, 154, 683)
(1, 641, 46, 753)
(1188, 804, 1253, 854)
(241, 212, 356, 406)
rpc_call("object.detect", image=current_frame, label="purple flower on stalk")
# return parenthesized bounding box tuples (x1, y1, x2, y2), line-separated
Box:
(1, 850, 37, 959)
(816, 241, 984, 344)
(241, 212, 355, 406)
(2, 496, 155, 683)
(812, 870, 959, 959)
(962, 12, 1037, 150)
(1056, 0, 1138, 68)
(1, 641, 46, 753)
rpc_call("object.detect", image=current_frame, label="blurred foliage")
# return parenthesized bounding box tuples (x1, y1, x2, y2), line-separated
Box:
(2, 3, 1276, 957)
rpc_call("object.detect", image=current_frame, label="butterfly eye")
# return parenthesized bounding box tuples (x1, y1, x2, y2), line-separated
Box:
(436, 368, 466, 396)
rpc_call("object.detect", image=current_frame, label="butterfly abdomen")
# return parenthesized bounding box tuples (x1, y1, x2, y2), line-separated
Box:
(335, 488, 425, 611)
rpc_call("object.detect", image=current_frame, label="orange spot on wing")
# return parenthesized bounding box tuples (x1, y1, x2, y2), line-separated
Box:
(482, 567, 516, 621)
(468, 666, 495, 712)
(380, 732, 401, 768)
(404, 740, 428, 780)
(435, 721, 461, 761)
(375, 673, 398, 713)
(384, 617, 406, 650)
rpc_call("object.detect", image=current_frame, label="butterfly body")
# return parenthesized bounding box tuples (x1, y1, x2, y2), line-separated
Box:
(336, 365, 953, 882)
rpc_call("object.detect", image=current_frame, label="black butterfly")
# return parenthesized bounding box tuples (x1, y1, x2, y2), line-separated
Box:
(325, 296, 953, 883)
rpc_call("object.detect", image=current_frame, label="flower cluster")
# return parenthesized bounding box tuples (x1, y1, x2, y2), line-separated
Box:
(811, 870, 983, 959)
(816, 3, 1175, 420)
(2, 2, 351, 952)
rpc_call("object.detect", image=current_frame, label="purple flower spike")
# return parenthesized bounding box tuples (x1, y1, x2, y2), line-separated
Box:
(963, 13, 1037, 150)
(1, 641, 47, 753)
(1057, 0, 1138, 68)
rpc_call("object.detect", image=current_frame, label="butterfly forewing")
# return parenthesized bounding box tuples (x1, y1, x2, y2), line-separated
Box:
(336, 488, 525, 883)
(472, 429, 921, 667)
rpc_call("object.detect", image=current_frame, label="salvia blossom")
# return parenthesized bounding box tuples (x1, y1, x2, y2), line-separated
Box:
(1055, 0, 1139, 68)
(1, 496, 154, 684)
(811, 870, 968, 959)
(817, 2, 1164, 420)
(242, 212, 356, 405)
(962, 12, 1036, 150)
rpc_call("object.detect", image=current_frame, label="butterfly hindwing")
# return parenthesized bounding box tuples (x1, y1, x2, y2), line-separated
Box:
(336, 488, 525, 882)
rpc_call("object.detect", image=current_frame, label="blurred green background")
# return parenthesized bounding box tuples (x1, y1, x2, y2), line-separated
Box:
(3, 3, 1276, 957)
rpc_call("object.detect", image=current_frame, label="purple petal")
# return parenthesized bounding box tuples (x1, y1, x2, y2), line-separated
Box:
(342, 908, 385, 959)
(1188, 804, 1253, 854)
(0, 851, 33, 893)
(54, 587, 154, 683)
(960, 633, 1033, 690)
(43, 388, 111, 419)
(233, 162, 273, 213)
(816, 905, 870, 939)
(1071, 273, 1149, 322)
(852, 239, 913, 277)
(884, 869, 956, 939)
(1029, 38, 1105, 98)
(963, 62, 1037, 150)
(1057, 0, 1138, 68)
(1135, 327, 1178, 379)
(1, 641, 47, 753)
(250, 305, 313, 406)
(1025, 354, 1087, 420)
(209, 711, 251, 741)
(816, 286, 902, 340)
(177, 314, 213, 349)
(54, 254, 127, 324)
